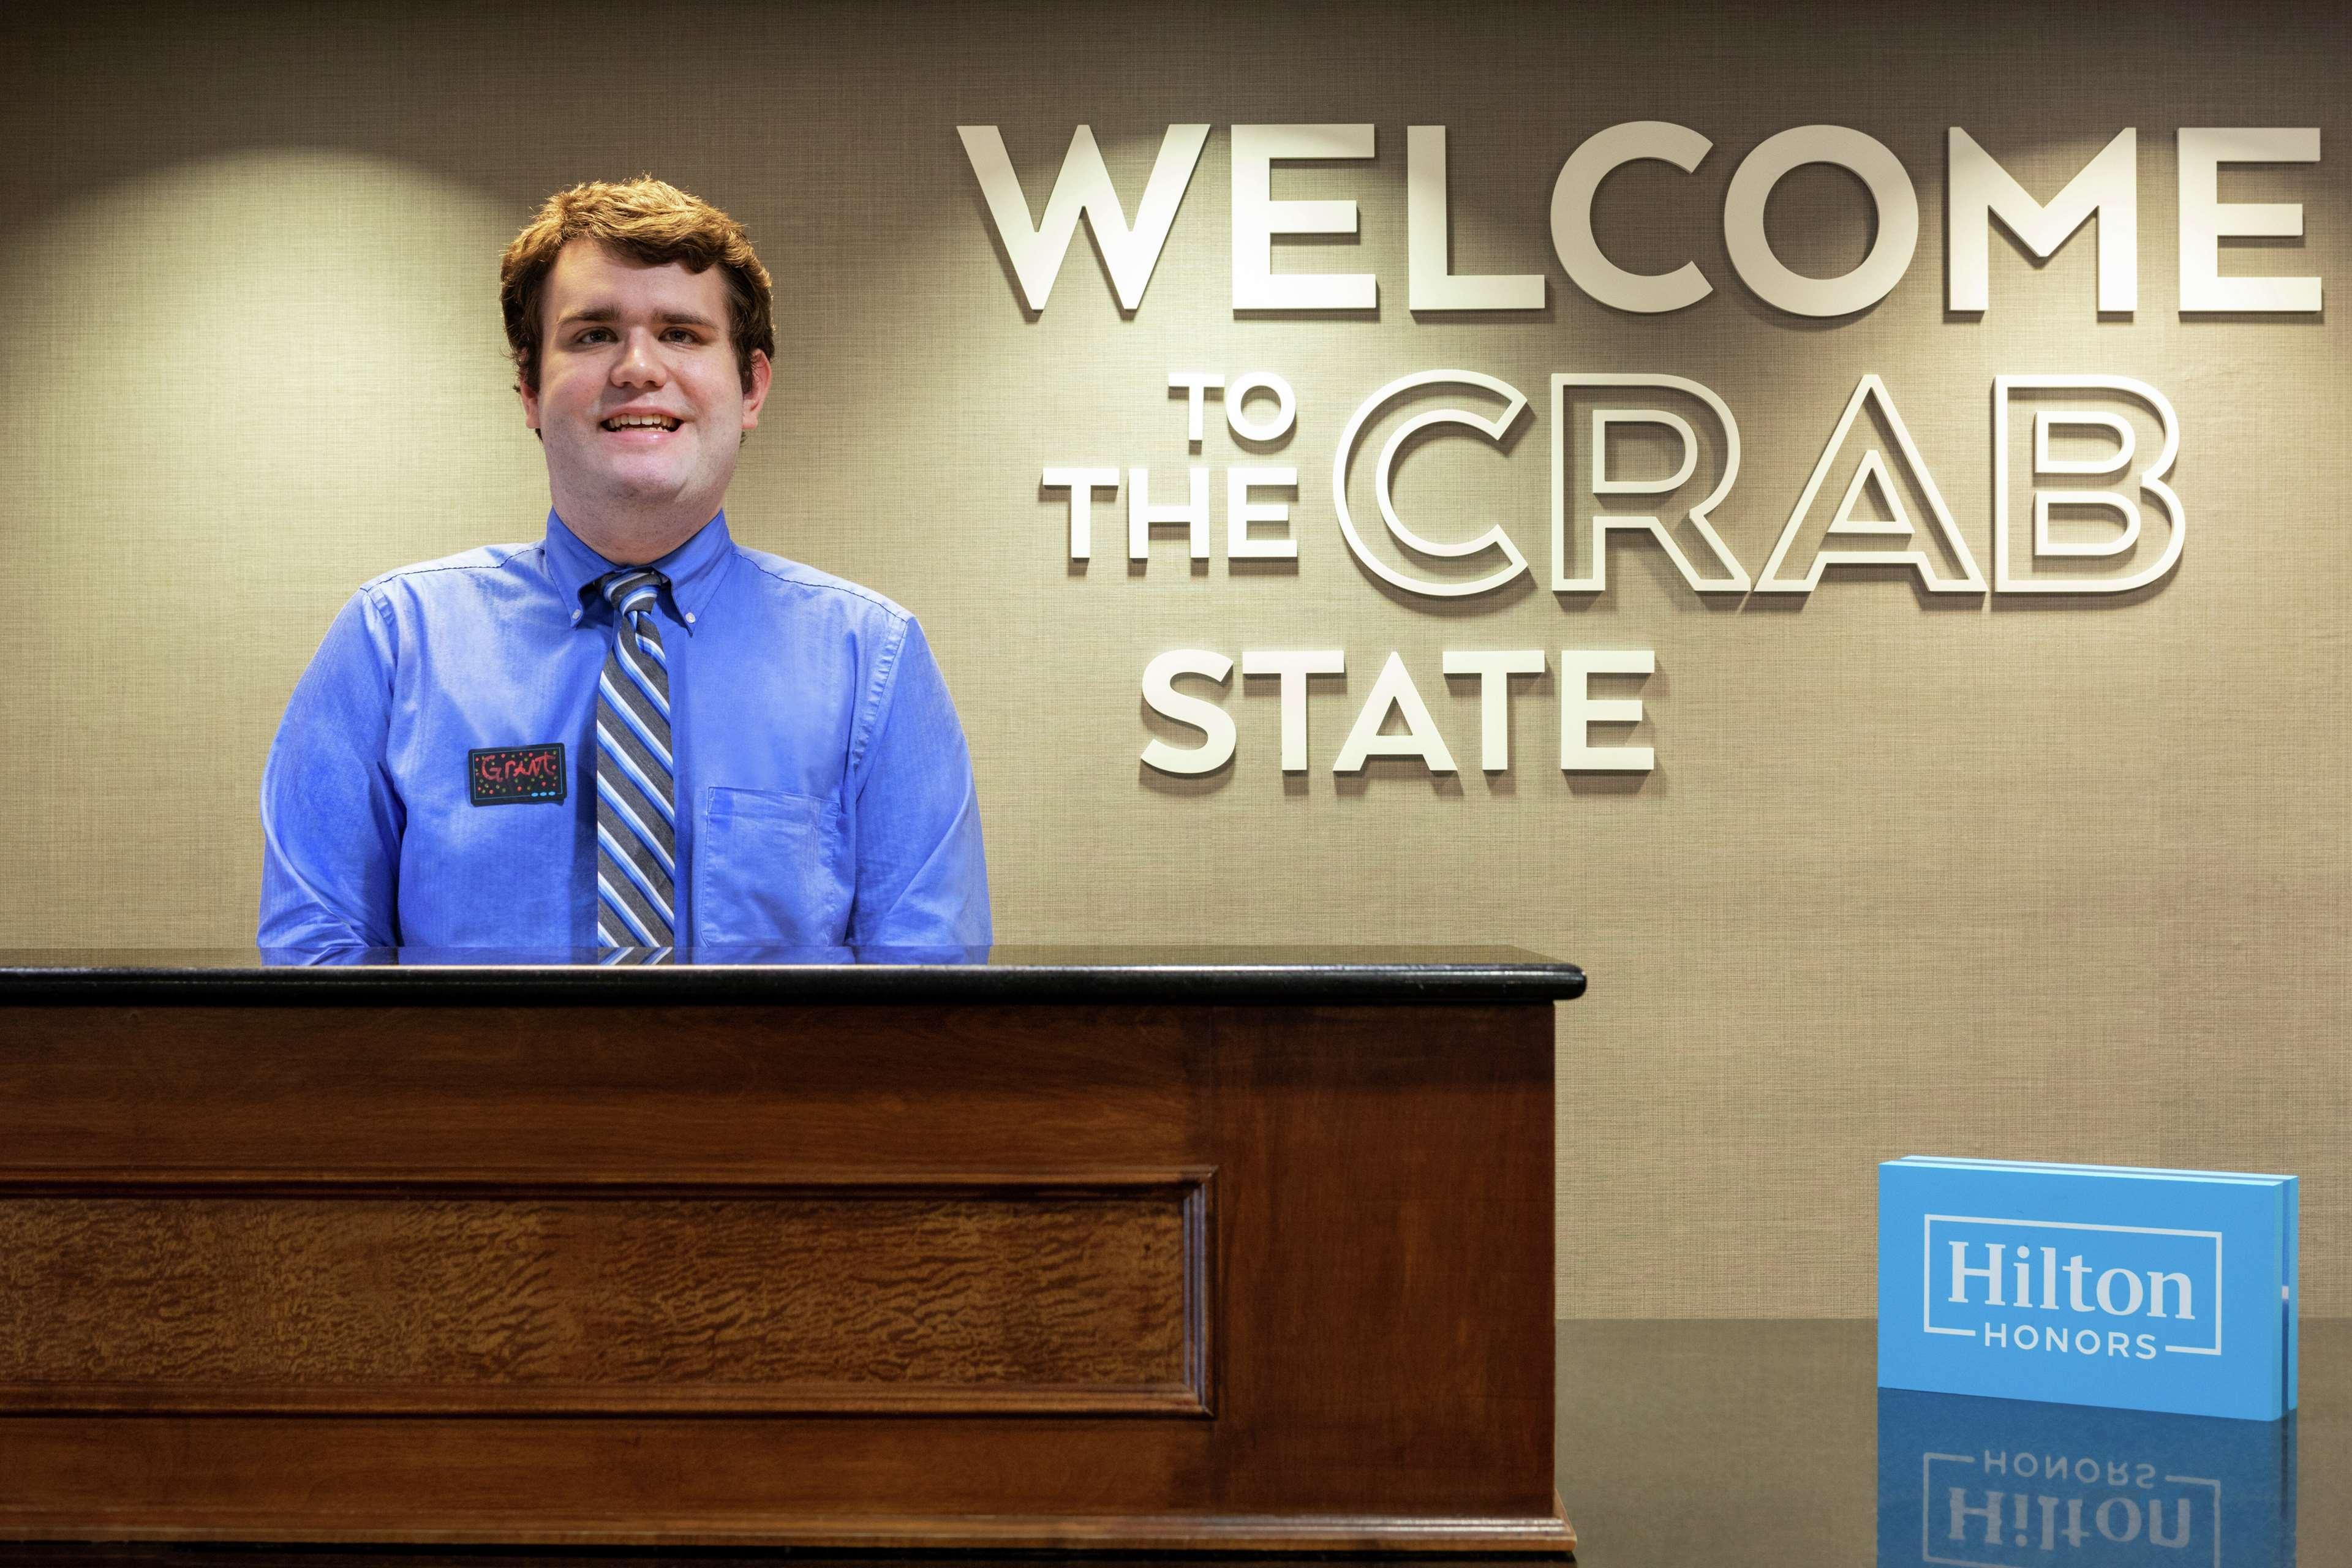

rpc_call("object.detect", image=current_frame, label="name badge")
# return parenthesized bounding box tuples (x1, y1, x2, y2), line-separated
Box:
(469, 743, 567, 805)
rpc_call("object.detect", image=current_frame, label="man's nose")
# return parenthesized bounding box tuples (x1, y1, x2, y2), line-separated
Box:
(610, 329, 668, 386)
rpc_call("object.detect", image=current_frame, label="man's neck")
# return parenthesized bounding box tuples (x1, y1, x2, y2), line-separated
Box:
(558, 503, 716, 567)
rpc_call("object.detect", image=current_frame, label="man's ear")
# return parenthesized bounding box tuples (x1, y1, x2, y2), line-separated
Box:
(518, 374, 541, 433)
(741, 350, 772, 430)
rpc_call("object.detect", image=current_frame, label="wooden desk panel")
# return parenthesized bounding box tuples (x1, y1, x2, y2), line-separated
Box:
(0, 992, 1567, 1552)
(0, 1175, 1210, 1415)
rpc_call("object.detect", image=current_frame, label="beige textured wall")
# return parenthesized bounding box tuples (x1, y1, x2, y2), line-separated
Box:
(4, 2, 2346, 1317)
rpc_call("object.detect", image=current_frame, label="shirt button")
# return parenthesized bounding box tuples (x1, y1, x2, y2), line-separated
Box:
(685, 612, 696, 624)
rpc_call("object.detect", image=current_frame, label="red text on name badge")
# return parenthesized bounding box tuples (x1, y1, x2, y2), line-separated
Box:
(469, 743, 567, 805)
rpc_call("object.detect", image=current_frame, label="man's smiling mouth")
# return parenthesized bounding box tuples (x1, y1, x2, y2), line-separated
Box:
(601, 414, 682, 432)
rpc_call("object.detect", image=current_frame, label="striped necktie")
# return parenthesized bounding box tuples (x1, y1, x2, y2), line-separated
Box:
(593, 567, 677, 958)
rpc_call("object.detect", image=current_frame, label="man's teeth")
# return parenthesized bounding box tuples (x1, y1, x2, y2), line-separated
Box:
(603, 416, 680, 431)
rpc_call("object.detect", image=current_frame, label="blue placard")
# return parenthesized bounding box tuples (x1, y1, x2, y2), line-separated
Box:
(1877, 1387, 2294, 1568)
(1879, 1158, 2297, 1421)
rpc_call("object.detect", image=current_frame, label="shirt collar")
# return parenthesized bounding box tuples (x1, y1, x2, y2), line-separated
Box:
(543, 508, 737, 635)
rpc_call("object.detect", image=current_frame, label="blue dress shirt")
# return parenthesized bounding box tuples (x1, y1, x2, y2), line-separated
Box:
(259, 511, 990, 951)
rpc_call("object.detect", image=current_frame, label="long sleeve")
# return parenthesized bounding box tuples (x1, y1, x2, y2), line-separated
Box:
(258, 590, 406, 951)
(846, 617, 991, 948)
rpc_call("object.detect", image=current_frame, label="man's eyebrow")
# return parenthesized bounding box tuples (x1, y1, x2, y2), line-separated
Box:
(554, 304, 723, 330)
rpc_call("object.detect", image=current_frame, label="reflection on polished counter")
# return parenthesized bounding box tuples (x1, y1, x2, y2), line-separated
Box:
(0, 944, 1586, 1002)
(1879, 1387, 2293, 1567)
(1555, 1320, 2343, 1567)
(0, 1322, 2334, 1564)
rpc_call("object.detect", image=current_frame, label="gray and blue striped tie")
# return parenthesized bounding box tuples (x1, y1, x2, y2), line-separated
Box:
(593, 567, 677, 959)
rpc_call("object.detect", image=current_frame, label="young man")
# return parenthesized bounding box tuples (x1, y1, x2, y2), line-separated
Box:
(258, 178, 989, 956)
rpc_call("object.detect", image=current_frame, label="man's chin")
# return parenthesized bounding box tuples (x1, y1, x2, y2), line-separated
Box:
(582, 462, 699, 507)
(546, 440, 731, 526)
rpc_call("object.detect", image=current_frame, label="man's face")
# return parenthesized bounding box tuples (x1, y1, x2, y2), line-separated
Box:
(521, 239, 771, 530)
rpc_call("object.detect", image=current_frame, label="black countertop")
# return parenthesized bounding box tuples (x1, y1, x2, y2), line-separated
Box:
(0, 945, 1585, 1005)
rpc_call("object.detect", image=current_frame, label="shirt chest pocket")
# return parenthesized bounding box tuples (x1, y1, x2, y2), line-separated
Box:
(694, 786, 853, 946)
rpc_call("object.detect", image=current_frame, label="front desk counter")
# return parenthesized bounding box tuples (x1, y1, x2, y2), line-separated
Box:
(0, 946, 1584, 1553)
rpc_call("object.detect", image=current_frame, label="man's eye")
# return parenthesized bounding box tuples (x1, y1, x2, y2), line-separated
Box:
(575, 328, 613, 345)
(663, 328, 700, 342)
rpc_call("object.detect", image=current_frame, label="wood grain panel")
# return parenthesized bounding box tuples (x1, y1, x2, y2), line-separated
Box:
(0, 1175, 1211, 1414)
(0, 1004, 1205, 1174)
(1207, 1005, 1559, 1516)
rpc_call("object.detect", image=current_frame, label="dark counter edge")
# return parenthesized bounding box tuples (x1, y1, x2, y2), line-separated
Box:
(0, 960, 1587, 1007)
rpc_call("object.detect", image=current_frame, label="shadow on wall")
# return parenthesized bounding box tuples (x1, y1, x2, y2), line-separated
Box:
(1, 148, 543, 590)
(0, 149, 544, 944)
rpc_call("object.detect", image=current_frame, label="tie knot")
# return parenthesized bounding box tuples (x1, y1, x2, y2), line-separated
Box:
(598, 568, 666, 617)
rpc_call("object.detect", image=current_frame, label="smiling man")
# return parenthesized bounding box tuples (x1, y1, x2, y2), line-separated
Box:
(258, 178, 989, 956)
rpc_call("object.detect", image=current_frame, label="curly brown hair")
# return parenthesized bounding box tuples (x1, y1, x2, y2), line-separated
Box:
(499, 176, 775, 396)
